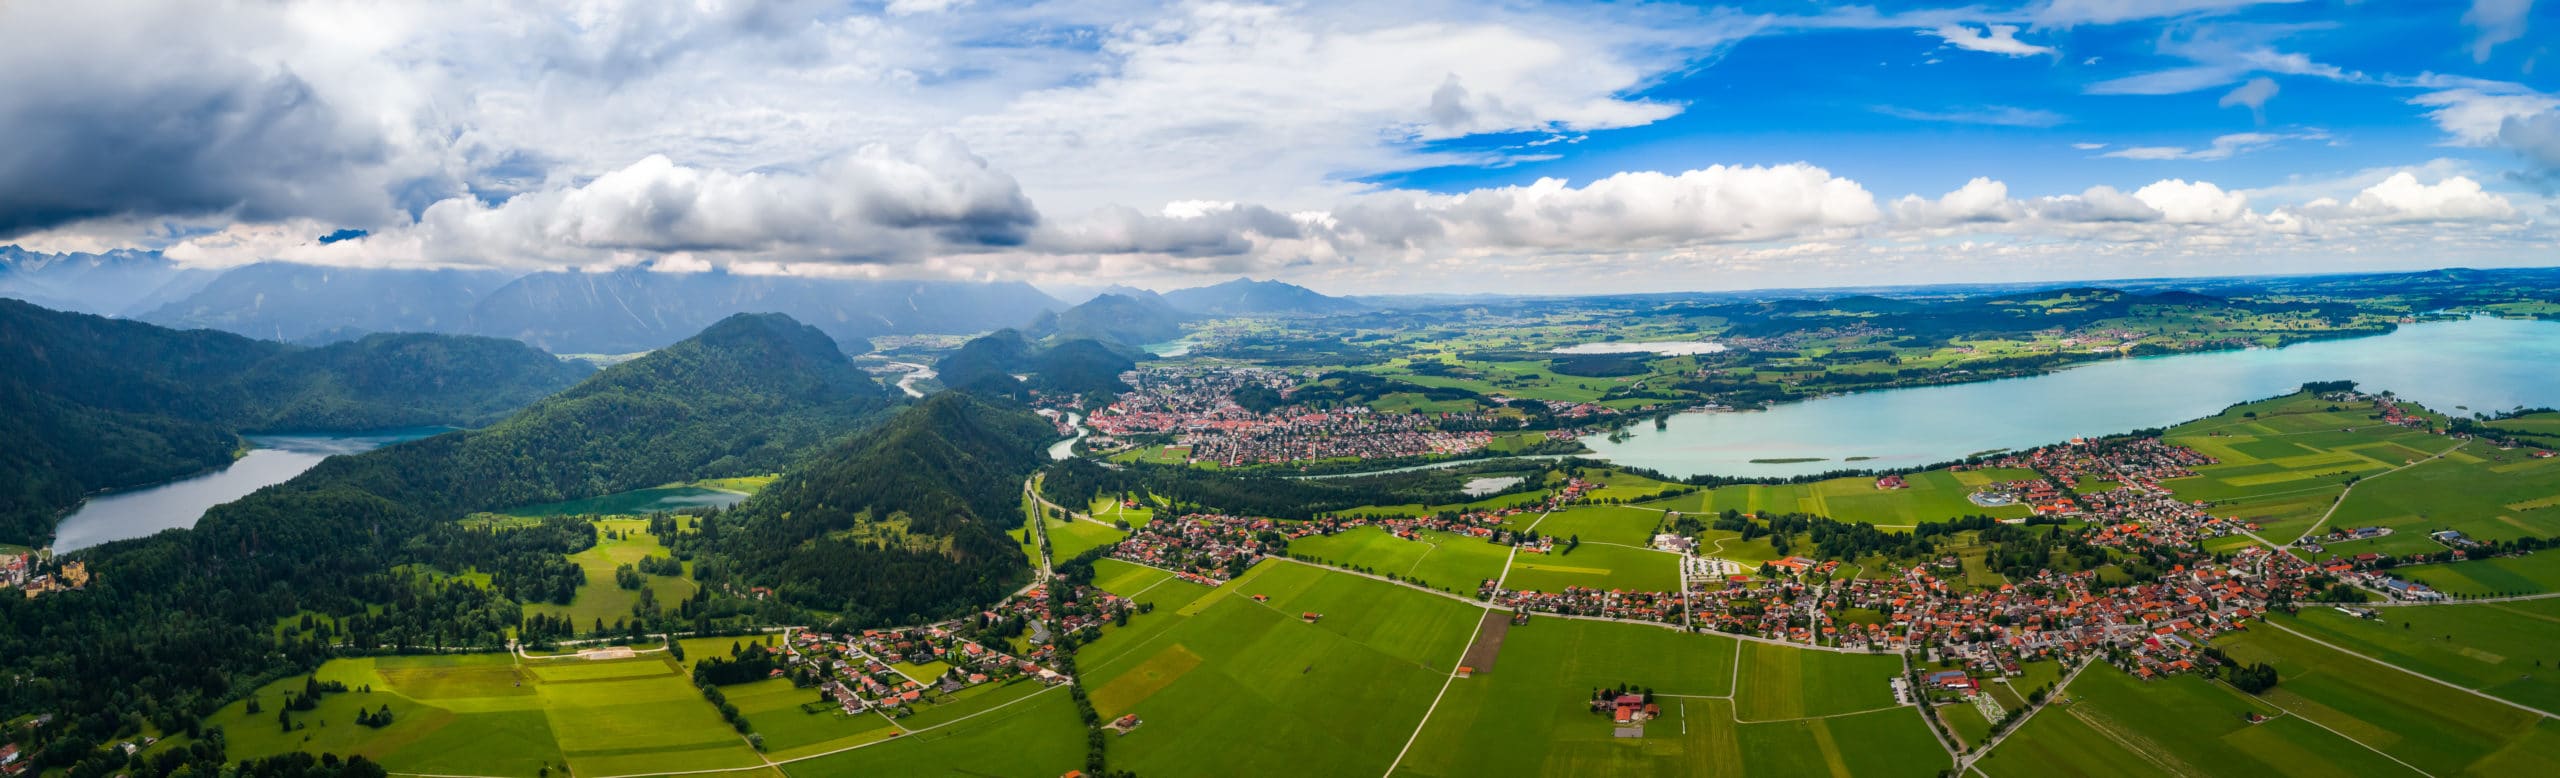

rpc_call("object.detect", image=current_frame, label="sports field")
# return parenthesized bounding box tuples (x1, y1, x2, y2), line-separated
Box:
(1502, 541, 1680, 593)
(1288, 526, 1514, 594)
(1077, 560, 1483, 776)
(1980, 664, 2423, 777)
(2212, 618, 2560, 775)
(524, 518, 696, 632)
(187, 651, 773, 778)
(2395, 552, 2560, 595)
(2272, 603, 2560, 712)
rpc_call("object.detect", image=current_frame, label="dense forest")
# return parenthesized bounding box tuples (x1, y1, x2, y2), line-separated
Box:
(0, 299, 593, 544)
(934, 329, 1138, 400)
(1038, 458, 1493, 520)
(0, 313, 895, 773)
(687, 391, 1055, 625)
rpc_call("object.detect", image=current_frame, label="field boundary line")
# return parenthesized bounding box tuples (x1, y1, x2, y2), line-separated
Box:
(2239, 681, 2435, 777)
(2265, 620, 2557, 719)
(1379, 594, 1492, 778)
(1733, 702, 1909, 724)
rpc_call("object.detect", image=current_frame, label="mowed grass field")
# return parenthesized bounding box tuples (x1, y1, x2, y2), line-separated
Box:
(1532, 505, 1669, 546)
(2324, 446, 2560, 545)
(2160, 393, 2465, 543)
(2212, 619, 2560, 776)
(1729, 642, 1905, 721)
(776, 688, 1085, 778)
(1076, 560, 1482, 776)
(2397, 552, 2560, 596)
(1288, 526, 1515, 594)
(1980, 664, 2422, 778)
(1395, 617, 1945, 777)
(184, 652, 771, 778)
(524, 518, 697, 629)
(1503, 541, 1679, 593)
(1044, 514, 1129, 561)
(2273, 603, 2560, 712)
(1646, 468, 2039, 527)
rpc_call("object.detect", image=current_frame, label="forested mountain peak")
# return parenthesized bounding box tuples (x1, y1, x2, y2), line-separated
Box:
(703, 391, 1054, 622)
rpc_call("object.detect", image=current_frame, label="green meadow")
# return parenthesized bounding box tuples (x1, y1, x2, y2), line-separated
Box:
(2212, 619, 2560, 776)
(1502, 541, 1679, 593)
(1394, 616, 1944, 777)
(1076, 560, 1482, 776)
(1044, 513, 1129, 561)
(1646, 468, 2038, 526)
(2396, 552, 2560, 596)
(775, 688, 1085, 778)
(1288, 526, 1515, 594)
(1730, 642, 1904, 721)
(524, 517, 697, 629)
(1980, 664, 2423, 778)
(2273, 603, 2560, 712)
(1532, 505, 1670, 546)
(2159, 393, 2464, 543)
(183, 652, 771, 778)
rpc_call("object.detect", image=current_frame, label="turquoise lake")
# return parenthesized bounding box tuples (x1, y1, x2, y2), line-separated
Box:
(1581, 316, 2560, 479)
(53, 428, 442, 553)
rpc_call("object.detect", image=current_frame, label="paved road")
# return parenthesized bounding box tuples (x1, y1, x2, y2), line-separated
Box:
(2288, 440, 2467, 548)
(1957, 659, 2092, 771)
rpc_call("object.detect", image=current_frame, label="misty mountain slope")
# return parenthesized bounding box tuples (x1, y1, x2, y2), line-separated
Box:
(1161, 277, 1363, 316)
(467, 269, 1065, 354)
(138, 262, 524, 343)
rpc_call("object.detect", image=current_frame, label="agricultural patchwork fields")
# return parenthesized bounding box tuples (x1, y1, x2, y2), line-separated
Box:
(2397, 552, 2560, 596)
(1078, 560, 1482, 776)
(192, 652, 773, 778)
(2212, 618, 2560, 776)
(2159, 394, 2466, 545)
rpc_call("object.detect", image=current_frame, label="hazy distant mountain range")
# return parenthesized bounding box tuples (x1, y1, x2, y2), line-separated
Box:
(2, 248, 1376, 354)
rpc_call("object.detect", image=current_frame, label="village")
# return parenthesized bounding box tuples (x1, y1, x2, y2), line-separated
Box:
(775, 578, 1133, 720)
(1080, 366, 1585, 466)
(1078, 432, 2395, 692)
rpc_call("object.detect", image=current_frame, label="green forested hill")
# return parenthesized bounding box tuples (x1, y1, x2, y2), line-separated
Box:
(697, 391, 1053, 624)
(0, 313, 894, 747)
(935, 329, 1137, 400)
(282, 312, 894, 516)
(0, 299, 592, 544)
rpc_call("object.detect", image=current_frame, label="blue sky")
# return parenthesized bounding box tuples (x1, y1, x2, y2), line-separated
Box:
(1387, 1, 2551, 201)
(2, 0, 2555, 294)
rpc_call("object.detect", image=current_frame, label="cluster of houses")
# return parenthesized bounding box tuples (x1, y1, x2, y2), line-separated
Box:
(1110, 514, 1282, 583)
(1086, 368, 1503, 466)
(2, 557, 83, 600)
(789, 623, 1072, 717)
